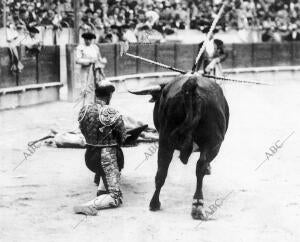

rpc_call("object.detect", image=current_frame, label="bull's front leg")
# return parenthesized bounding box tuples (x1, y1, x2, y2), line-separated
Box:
(149, 140, 173, 211)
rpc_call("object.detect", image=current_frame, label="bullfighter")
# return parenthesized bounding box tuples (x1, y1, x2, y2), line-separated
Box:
(74, 81, 126, 215)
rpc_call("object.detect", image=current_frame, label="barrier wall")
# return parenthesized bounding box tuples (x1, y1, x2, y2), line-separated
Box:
(66, 41, 300, 100)
(0, 46, 62, 109)
(67, 41, 300, 76)
(0, 46, 60, 88)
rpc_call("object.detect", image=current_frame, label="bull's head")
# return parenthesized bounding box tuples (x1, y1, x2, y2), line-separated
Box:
(128, 84, 166, 103)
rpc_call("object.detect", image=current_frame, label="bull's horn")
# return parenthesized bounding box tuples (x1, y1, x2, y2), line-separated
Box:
(128, 85, 162, 95)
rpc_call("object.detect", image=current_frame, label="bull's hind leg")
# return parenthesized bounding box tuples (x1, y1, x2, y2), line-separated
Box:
(149, 143, 174, 211)
(192, 145, 220, 220)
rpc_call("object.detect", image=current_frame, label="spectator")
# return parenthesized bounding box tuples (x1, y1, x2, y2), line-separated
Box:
(62, 0, 73, 12)
(284, 24, 300, 41)
(4, 0, 300, 44)
(145, 4, 159, 27)
(6, 17, 24, 73)
(93, 11, 104, 30)
(262, 27, 274, 42)
(80, 16, 94, 33)
(171, 14, 185, 30)
(122, 22, 138, 43)
(136, 24, 151, 43)
(21, 25, 42, 54)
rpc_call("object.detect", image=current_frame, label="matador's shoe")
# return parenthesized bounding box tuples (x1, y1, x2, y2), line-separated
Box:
(73, 203, 97, 216)
(73, 194, 122, 216)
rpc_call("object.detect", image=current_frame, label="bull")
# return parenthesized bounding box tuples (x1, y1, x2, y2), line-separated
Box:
(130, 74, 229, 219)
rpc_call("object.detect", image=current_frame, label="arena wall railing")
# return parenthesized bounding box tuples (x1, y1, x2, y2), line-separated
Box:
(66, 42, 300, 100)
(0, 46, 62, 110)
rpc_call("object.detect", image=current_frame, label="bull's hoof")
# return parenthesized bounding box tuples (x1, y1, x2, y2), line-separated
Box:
(191, 206, 206, 220)
(149, 200, 161, 211)
(191, 199, 206, 220)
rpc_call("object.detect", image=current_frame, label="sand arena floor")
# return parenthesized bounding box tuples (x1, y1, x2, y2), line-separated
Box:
(0, 73, 300, 242)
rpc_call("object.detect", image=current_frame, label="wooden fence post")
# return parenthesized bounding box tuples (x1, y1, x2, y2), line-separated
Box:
(66, 45, 75, 101)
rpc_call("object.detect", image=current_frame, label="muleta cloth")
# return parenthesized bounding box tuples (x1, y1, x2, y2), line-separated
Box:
(82, 32, 96, 39)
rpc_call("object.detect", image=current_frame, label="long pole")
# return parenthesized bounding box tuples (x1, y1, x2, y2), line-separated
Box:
(123, 52, 269, 85)
(121, 42, 269, 85)
(191, 1, 227, 72)
(203, 74, 270, 85)
(125, 52, 187, 74)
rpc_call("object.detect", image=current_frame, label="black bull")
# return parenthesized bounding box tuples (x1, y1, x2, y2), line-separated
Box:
(130, 74, 229, 220)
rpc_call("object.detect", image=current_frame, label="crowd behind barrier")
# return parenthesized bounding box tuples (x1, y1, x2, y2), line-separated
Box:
(1, 0, 300, 45)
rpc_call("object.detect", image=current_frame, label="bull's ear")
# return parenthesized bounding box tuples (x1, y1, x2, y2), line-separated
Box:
(149, 83, 166, 102)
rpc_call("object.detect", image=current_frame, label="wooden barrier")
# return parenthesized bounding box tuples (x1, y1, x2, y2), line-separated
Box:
(38, 46, 60, 83)
(0, 46, 60, 87)
(252, 43, 272, 67)
(18, 47, 38, 86)
(66, 42, 300, 101)
(99, 44, 116, 77)
(233, 43, 253, 68)
(223, 44, 234, 69)
(0, 46, 61, 110)
(0, 48, 16, 88)
(156, 43, 176, 72)
(175, 44, 197, 71)
(116, 43, 137, 76)
(137, 44, 156, 73)
(292, 42, 300, 64)
(271, 42, 292, 66)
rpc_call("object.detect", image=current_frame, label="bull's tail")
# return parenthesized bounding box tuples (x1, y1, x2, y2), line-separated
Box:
(170, 77, 202, 164)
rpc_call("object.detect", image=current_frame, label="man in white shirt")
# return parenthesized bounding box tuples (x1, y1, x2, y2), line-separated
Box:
(145, 8, 159, 27)
(284, 24, 300, 41)
(122, 23, 137, 43)
(6, 20, 23, 73)
(76, 32, 107, 104)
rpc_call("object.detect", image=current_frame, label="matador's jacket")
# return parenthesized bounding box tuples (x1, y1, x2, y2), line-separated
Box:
(78, 102, 126, 200)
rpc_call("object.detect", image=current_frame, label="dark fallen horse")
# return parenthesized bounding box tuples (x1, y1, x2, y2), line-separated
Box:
(130, 74, 229, 219)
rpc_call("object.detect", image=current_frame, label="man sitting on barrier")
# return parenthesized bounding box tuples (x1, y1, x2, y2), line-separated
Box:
(8, 25, 42, 73)
(21, 25, 43, 55)
(195, 27, 227, 76)
(74, 81, 126, 216)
